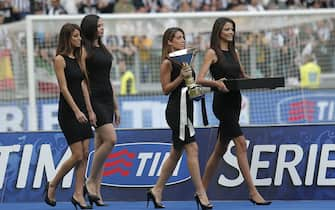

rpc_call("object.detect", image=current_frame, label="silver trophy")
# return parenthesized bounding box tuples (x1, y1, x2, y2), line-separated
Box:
(168, 48, 203, 101)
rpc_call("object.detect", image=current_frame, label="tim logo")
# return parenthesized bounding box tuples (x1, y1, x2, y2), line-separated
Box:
(86, 142, 190, 187)
(277, 94, 335, 123)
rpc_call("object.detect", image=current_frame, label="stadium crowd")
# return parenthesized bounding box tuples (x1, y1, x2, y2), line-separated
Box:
(1, 0, 335, 25)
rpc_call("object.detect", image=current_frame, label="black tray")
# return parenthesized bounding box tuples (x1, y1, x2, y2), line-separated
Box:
(222, 77, 285, 90)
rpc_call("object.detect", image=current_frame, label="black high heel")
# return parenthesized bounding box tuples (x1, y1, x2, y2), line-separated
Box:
(71, 196, 92, 210)
(44, 182, 56, 207)
(146, 190, 165, 208)
(93, 200, 109, 206)
(194, 194, 213, 210)
(83, 184, 100, 206)
(249, 198, 272, 205)
(89, 197, 109, 207)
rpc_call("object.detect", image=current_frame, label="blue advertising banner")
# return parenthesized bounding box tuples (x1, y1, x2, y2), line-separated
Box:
(0, 124, 335, 202)
(1, 89, 335, 131)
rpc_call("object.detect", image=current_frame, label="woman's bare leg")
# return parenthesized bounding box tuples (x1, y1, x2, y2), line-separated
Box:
(151, 146, 183, 203)
(86, 124, 116, 196)
(202, 137, 227, 190)
(184, 142, 210, 205)
(73, 139, 90, 206)
(233, 136, 267, 203)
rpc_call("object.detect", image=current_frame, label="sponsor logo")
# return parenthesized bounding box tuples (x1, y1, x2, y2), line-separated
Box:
(277, 94, 335, 123)
(86, 142, 191, 187)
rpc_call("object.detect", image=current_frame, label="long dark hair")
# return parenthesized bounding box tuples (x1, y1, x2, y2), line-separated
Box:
(161, 27, 185, 62)
(56, 23, 81, 63)
(210, 17, 240, 68)
(80, 14, 109, 58)
(80, 14, 110, 88)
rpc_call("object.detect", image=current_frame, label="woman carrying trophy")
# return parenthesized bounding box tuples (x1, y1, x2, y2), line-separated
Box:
(146, 27, 213, 210)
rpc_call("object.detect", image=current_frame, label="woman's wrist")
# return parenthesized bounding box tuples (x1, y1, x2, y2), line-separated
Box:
(214, 80, 221, 88)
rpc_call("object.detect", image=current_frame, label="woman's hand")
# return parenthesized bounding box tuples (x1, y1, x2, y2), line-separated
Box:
(114, 110, 120, 126)
(216, 78, 229, 92)
(75, 110, 88, 124)
(88, 110, 97, 127)
(180, 63, 192, 78)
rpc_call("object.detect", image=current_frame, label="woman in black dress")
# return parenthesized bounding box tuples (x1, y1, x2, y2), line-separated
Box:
(80, 14, 119, 206)
(147, 27, 212, 210)
(44, 23, 93, 209)
(196, 17, 271, 205)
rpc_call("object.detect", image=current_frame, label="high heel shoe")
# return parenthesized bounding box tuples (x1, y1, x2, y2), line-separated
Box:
(83, 184, 100, 206)
(249, 198, 272, 205)
(89, 197, 109, 207)
(71, 197, 92, 210)
(146, 190, 165, 208)
(44, 182, 56, 207)
(93, 200, 109, 206)
(194, 194, 213, 210)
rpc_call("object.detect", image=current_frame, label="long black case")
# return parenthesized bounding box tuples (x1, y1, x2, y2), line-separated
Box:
(222, 77, 285, 90)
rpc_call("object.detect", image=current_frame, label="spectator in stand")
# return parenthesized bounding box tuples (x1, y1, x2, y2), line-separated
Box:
(247, 0, 264, 11)
(199, 1, 212, 11)
(226, 0, 246, 11)
(314, 19, 332, 72)
(60, 0, 78, 14)
(134, 35, 153, 83)
(97, 0, 114, 13)
(305, 0, 326, 8)
(212, 0, 229, 11)
(119, 58, 137, 95)
(285, 0, 305, 9)
(133, 0, 162, 13)
(32, 1, 45, 14)
(160, 0, 179, 12)
(179, 0, 192, 12)
(0, 0, 21, 24)
(106, 34, 122, 58)
(47, 0, 67, 15)
(77, 0, 99, 14)
(133, 0, 147, 12)
(12, 0, 31, 19)
(299, 54, 321, 88)
(117, 35, 137, 71)
(113, 0, 135, 13)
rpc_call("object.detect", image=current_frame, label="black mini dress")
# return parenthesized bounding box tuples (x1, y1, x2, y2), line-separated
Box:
(210, 50, 243, 143)
(86, 47, 115, 127)
(165, 59, 196, 149)
(58, 55, 93, 145)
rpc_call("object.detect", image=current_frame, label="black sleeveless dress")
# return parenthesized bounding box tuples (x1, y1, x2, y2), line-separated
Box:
(210, 50, 243, 143)
(165, 59, 196, 149)
(58, 56, 93, 145)
(86, 46, 115, 127)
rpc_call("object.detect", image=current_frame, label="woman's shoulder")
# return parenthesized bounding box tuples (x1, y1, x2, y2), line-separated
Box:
(161, 58, 172, 66)
(204, 48, 218, 63)
(54, 54, 65, 63)
(160, 58, 173, 71)
(54, 54, 66, 69)
(206, 48, 216, 55)
(205, 48, 218, 59)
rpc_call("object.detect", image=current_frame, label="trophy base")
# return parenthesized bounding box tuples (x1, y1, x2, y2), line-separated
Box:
(189, 85, 204, 101)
